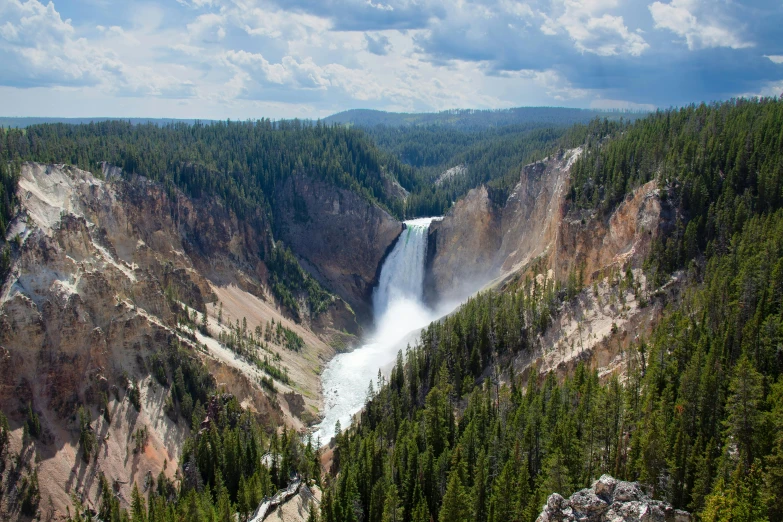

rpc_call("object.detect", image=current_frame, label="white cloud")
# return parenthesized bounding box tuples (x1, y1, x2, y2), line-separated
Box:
(224, 50, 331, 90)
(187, 13, 226, 43)
(546, 0, 649, 56)
(497, 67, 589, 100)
(0, 0, 195, 97)
(649, 0, 753, 50)
(764, 55, 783, 65)
(740, 80, 783, 99)
(590, 98, 656, 111)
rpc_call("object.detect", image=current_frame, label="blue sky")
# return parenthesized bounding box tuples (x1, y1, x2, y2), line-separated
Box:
(0, 0, 781, 119)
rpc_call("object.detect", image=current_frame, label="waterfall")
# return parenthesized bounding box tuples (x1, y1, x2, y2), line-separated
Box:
(372, 217, 437, 319)
(315, 217, 441, 444)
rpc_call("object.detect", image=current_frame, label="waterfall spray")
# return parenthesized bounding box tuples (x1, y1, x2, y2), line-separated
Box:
(315, 217, 441, 444)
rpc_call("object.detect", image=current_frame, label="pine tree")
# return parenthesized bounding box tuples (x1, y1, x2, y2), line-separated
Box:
(382, 483, 403, 522)
(439, 470, 470, 522)
(131, 482, 147, 522)
(724, 357, 764, 471)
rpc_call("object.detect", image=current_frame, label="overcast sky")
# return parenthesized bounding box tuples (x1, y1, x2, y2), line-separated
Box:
(0, 0, 781, 119)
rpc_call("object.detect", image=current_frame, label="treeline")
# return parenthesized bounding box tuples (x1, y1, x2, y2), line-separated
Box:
(322, 98, 783, 522)
(324, 107, 644, 130)
(404, 119, 621, 217)
(569, 98, 783, 284)
(0, 119, 411, 218)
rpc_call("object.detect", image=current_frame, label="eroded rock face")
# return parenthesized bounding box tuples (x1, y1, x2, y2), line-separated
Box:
(536, 475, 691, 522)
(0, 163, 350, 520)
(427, 148, 669, 302)
(274, 173, 403, 321)
(426, 185, 503, 302)
(426, 150, 574, 302)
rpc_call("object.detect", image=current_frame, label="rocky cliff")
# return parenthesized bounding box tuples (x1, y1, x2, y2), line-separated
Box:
(274, 173, 403, 321)
(428, 148, 668, 300)
(427, 148, 674, 382)
(537, 475, 691, 522)
(0, 163, 350, 520)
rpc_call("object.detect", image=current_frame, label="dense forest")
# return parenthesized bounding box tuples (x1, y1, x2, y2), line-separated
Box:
(321, 98, 783, 522)
(397, 120, 620, 217)
(337, 110, 631, 217)
(0, 112, 598, 310)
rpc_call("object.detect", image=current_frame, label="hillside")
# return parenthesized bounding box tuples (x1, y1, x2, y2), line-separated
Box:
(0, 120, 413, 520)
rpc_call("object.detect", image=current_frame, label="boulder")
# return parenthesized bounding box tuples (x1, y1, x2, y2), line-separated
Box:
(535, 476, 690, 522)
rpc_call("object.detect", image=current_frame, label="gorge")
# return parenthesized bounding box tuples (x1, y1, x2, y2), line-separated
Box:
(1, 100, 781, 522)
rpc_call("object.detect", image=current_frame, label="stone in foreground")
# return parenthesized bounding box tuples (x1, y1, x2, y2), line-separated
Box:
(536, 475, 691, 522)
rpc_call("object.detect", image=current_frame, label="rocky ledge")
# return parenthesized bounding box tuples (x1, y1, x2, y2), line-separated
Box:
(537, 475, 691, 522)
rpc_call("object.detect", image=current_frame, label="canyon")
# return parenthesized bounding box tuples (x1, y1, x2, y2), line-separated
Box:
(0, 145, 674, 520)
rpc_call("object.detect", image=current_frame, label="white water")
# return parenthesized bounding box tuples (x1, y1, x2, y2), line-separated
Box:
(315, 217, 443, 444)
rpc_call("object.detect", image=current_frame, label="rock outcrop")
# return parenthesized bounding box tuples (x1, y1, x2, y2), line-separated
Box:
(426, 148, 676, 386)
(537, 475, 691, 522)
(425, 185, 503, 302)
(274, 173, 403, 321)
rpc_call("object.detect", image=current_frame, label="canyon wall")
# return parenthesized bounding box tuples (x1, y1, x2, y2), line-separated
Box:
(428, 148, 669, 300)
(275, 173, 403, 321)
(0, 163, 350, 520)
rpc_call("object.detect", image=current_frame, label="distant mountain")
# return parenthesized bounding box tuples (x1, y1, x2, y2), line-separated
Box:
(0, 117, 214, 128)
(323, 106, 648, 129)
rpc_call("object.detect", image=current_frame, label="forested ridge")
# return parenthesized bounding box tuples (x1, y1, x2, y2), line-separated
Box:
(0, 114, 607, 312)
(321, 98, 783, 522)
(323, 107, 644, 129)
(0, 119, 414, 318)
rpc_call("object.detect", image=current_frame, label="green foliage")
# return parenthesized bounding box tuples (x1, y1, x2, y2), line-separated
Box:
(25, 402, 41, 440)
(0, 410, 9, 463)
(19, 468, 40, 516)
(78, 406, 96, 463)
(568, 98, 783, 283)
(268, 242, 332, 318)
(325, 107, 643, 129)
(1, 121, 390, 318)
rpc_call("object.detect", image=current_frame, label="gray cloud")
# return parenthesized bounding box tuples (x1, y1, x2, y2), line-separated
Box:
(365, 33, 392, 55)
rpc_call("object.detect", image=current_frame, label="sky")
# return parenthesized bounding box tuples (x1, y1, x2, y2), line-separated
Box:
(0, 0, 781, 120)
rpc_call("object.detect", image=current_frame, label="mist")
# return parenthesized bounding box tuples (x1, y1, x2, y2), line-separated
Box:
(314, 217, 486, 445)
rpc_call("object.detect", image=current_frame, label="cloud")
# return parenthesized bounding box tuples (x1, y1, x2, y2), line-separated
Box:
(0, 0, 195, 97)
(224, 50, 331, 91)
(365, 33, 391, 55)
(649, 0, 754, 50)
(550, 0, 649, 57)
(590, 98, 656, 111)
(0, 0, 780, 119)
(265, 0, 447, 31)
(187, 13, 226, 43)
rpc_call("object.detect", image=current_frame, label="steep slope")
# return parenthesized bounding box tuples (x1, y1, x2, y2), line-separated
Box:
(426, 147, 672, 379)
(0, 163, 346, 520)
(428, 147, 667, 296)
(274, 173, 402, 321)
